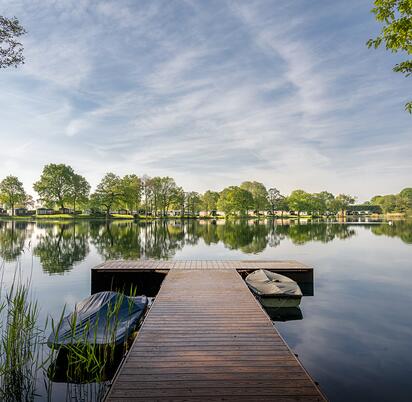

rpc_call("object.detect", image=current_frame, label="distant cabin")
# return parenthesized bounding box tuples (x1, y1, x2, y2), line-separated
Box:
(37, 208, 55, 215)
(199, 210, 218, 217)
(346, 205, 382, 215)
(169, 210, 182, 217)
(7, 208, 33, 216)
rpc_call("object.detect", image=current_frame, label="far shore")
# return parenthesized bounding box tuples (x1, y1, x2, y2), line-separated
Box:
(0, 213, 408, 222)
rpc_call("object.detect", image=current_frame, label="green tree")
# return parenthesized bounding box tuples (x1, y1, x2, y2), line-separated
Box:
(33, 164, 75, 209)
(367, 0, 412, 112)
(91, 173, 123, 217)
(202, 190, 220, 214)
(68, 173, 90, 213)
(217, 186, 254, 216)
(170, 186, 185, 216)
(267, 188, 281, 214)
(277, 196, 289, 217)
(240, 181, 269, 213)
(120, 174, 141, 213)
(333, 194, 356, 216)
(0, 175, 27, 215)
(186, 192, 202, 215)
(141, 175, 153, 216)
(311, 191, 335, 215)
(399, 187, 412, 211)
(381, 194, 399, 212)
(0, 16, 26, 69)
(288, 190, 312, 217)
(146, 177, 162, 216)
(158, 177, 178, 216)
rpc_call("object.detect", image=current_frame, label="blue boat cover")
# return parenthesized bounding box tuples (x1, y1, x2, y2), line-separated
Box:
(48, 291, 147, 347)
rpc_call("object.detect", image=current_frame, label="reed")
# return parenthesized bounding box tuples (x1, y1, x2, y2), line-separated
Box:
(45, 284, 141, 401)
(0, 256, 142, 402)
(0, 279, 43, 402)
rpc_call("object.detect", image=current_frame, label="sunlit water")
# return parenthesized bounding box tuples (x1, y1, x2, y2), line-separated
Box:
(0, 218, 411, 401)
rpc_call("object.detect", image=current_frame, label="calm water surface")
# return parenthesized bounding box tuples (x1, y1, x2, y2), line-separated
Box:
(0, 218, 411, 401)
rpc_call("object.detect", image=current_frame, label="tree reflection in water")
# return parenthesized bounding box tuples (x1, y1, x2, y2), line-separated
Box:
(371, 220, 412, 244)
(1, 219, 411, 270)
(0, 221, 32, 261)
(34, 223, 89, 274)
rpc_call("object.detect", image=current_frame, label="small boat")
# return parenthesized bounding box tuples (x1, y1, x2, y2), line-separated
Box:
(245, 269, 302, 308)
(48, 291, 148, 348)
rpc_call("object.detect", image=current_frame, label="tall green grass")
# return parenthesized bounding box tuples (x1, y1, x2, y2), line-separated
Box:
(0, 257, 143, 402)
(46, 285, 141, 401)
(0, 264, 43, 402)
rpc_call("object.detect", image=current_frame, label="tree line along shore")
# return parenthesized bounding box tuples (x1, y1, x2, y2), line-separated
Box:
(0, 163, 411, 219)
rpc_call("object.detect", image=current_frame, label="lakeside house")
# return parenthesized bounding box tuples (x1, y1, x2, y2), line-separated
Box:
(6, 208, 35, 216)
(36, 207, 55, 215)
(346, 205, 382, 215)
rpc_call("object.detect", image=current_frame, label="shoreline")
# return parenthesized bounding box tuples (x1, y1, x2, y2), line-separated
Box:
(0, 213, 407, 222)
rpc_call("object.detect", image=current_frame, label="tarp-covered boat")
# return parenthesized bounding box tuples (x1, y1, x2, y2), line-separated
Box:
(245, 269, 302, 308)
(48, 291, 148, 348)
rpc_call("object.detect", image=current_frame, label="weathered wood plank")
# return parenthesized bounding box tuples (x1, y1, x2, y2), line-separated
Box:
(105, 267, 325, 401)
(93, 259, 311, 271)
(108, 397, 323, 402)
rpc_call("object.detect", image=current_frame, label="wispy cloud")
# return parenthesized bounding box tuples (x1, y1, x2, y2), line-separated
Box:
(0, 0, 410, 200)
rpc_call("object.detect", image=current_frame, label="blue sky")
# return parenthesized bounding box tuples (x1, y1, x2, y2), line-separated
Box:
(0, 0, 410, 201)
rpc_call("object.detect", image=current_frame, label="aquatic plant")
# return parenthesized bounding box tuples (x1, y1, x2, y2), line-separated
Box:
(0, 279, 43, 402)
(0, 252, 143, 402)
(45, 284, 141, 401)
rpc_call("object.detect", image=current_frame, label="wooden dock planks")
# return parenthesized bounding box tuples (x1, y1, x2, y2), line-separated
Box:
(105, 267, 325, 401)
(93, 259, 312, 272)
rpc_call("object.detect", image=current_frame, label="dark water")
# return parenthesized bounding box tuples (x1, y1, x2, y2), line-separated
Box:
(0, 218, 411, 401)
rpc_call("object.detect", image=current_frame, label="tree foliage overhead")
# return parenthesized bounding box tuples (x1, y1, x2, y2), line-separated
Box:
(0, 15, 26, 69)
(367, 0, 412, 112)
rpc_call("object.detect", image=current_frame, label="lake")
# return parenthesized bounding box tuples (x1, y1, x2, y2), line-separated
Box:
(0, 218, 411, 401)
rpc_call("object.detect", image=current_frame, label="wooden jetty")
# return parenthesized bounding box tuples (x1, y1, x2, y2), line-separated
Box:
(100, 260, 325, 401)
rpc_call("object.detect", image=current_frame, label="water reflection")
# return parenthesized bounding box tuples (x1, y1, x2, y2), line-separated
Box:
(34, 223, 89, 274)
(0, 218, 411, 402)
(0, 219, 411, 268)
(371, 220, 412, 244)
(0, 221, 32, 261)
(264, 306, 303, 322)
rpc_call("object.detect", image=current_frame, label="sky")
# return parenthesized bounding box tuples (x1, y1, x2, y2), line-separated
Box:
(0, 0, 411, 202)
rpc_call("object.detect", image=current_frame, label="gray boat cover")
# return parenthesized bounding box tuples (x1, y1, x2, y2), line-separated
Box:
(48, 291, 147, 347)
(245, 269, 302, 298)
